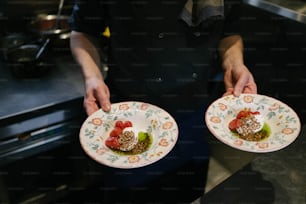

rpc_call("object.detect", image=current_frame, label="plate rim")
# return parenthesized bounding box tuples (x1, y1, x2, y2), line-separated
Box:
(205, 94, 301, 153)
(79, 101, 179, 169)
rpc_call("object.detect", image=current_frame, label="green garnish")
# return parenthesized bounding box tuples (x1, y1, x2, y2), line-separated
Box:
(138, 131, 148, 141)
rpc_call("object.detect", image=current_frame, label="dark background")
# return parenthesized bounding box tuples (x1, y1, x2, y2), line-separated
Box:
(1, 1, 306, 203)
(1, 1, 306, 120)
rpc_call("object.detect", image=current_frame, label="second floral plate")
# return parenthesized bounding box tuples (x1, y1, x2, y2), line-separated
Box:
(205, 94, 301, 153)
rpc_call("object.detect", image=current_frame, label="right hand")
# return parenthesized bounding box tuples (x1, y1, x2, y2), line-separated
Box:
(84, 76, 111, 115)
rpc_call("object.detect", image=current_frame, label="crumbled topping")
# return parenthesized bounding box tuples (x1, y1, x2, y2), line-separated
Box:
(236, 115, 262, 137)
(118, 130, 137, 151)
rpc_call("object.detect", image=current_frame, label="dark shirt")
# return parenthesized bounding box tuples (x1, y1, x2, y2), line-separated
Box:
(69, 0, 242, 114)
(69, 2, 240, 203)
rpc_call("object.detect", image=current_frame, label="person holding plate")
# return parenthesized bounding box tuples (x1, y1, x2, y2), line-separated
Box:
(69, 0, 257, 203)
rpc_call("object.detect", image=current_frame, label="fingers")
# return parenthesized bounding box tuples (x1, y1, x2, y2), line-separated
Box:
(232, 75, 247, 96)
(244, 83, 257, 94)
(83, 78, 112, 115)
(96, 86, 111, 112)
(223, 87, 234, 96)
(233, 80, 257, 96)
(84, 94, 111, 115)
(223, 71, 257, 97)
(84, 98, 99, 116)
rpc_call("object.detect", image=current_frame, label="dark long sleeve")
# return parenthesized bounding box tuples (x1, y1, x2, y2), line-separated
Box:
(69, 0, 108, 37)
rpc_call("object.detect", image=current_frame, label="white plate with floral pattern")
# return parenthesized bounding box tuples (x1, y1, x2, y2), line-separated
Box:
(79, 101, 178, 169)
(205, 94, 301, 153)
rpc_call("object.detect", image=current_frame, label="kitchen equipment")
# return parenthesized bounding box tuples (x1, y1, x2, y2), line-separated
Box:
(0, 33, 30, 60)
(28, 13, 71, 50)
(55, 0, 65, 29)
(35, 38, 50, 59)
(0, 99, 101, 204)
(28, 14, 70, 36)
(6, 41, 50, 78)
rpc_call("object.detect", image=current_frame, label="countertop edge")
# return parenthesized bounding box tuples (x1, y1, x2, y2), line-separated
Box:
(243, 0, 306, 24)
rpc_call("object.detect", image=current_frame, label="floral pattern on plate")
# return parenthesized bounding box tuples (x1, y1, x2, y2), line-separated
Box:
(205, 94, 301, 153)
(79, 101, 178, 169)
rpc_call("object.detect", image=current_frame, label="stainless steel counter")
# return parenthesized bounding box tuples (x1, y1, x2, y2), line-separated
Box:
(244, 0, 306, 23)
(0, 54, 84, 122)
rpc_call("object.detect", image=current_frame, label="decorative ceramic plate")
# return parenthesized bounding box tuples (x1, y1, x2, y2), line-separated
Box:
(79, 101, 178, 169)
(205, 94, 301, 153)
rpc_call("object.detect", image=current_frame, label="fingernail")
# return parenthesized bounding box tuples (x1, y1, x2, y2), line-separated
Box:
(105, 104, 111, 111)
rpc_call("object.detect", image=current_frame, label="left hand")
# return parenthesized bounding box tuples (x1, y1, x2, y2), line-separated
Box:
(223, 63, 257, 96)
(218, 35, 257, 97)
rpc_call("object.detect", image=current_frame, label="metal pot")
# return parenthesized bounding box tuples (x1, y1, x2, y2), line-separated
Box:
(6, 43, 51, 78)
(0, 33, 30, 60)
(28, 14, 71, 50)
(28, 14, 70, 36)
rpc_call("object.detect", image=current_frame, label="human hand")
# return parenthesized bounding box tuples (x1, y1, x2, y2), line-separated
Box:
(83, 77, 111, 115)
(223, 63, 257, 97)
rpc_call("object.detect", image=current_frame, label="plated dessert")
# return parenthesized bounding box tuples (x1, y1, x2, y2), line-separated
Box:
(105, 120, 153, 155)
(228, 108, 270, 142)
(205, 94, 301, 153)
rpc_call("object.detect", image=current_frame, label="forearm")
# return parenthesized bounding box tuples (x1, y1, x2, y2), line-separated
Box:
(70, 31, 104, 80)
(218, 35, 244, 70)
